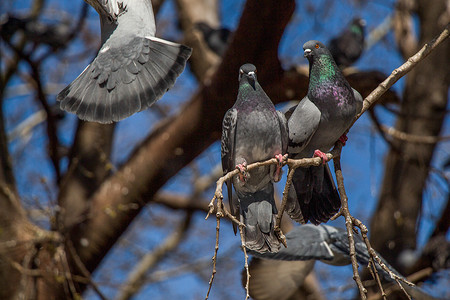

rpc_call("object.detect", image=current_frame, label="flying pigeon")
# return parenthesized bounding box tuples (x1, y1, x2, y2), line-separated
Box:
(57, 0, 192, 123)
(285, 40, 363, 225)
(328, 18, 366, 68)
(195, 22, 232, 56)
(246, 224, 441, 300)
(221, 63, 288, 253)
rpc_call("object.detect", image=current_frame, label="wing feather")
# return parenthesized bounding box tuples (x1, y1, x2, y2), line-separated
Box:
(57, 36, 191, 123)
(221, 108, 239, 233)
(286, 97, 321, 155)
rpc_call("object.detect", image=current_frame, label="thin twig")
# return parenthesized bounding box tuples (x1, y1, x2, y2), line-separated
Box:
(368, 259, 386, 300)
(356, 24, 449, 121)
(380, 125, 450, 144)
(116, 214, 192, 300)
(274, 167, 296, 247)
(333, 153, 367, 299)
(353, 217, 415, 296)
(239, 224, 250, 300)
(66, 240, 109, 300)
(205, 216, 220, 300)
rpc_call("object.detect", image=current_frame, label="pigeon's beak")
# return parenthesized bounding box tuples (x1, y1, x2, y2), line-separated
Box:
(303, 48, 312, 57)
(247, 71, 256, 90)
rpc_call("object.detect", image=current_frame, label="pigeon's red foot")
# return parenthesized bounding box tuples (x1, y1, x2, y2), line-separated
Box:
(236, 162, 248, 182)
(275, 154, 288, 166)
(273, 154, 288, 182)
(313, 150, 329, 165)
(339, 134, 348, 146)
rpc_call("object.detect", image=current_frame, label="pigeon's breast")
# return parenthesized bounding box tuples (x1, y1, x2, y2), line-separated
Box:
(234, 110, 283, 163)
(303, 85, 357, 154)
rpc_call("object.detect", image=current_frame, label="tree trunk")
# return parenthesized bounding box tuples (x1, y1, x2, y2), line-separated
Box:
(370, 0, 449, 274)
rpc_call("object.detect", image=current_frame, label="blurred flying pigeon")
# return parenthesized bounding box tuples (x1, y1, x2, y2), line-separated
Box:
(221, 63, 288, 253)
(246, 224, 441, 300)
(285, 40, 363, 225)
(195, 22, 232, 56)
(57, 0, 192, 123)
(328, 17, 366, 68)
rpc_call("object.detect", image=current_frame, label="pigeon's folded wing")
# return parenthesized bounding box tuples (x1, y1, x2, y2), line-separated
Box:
(221, 108, 239, 233)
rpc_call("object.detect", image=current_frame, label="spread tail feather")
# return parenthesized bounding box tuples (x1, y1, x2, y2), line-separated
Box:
(58, 38, 192, 123)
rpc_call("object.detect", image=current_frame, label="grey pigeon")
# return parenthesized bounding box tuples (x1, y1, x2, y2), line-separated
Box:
(328, 18, 366, 68)
(247, 224, 441, 300)
(195, 22, 232, 56)
(285, 40, 363, 225)
(57, 0, 192, 123)
(221, 63, 288, 253)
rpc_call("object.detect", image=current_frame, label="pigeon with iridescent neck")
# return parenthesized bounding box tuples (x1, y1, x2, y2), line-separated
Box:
(285, 40, 363, 225)
(328, 18, 366, 68)
(221, 64, 288, 253)
(57, 0, 192, 123)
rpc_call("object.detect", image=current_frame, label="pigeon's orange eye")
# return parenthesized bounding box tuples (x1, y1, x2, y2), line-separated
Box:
(315, 44, 319, 49)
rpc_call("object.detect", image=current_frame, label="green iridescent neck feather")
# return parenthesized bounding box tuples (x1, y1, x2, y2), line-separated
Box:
(350, 25, 362, 36)
(309, 54, 338, 86)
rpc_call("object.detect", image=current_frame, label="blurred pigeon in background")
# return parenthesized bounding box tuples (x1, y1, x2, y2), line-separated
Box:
(57, 0, 192, 123)
(0, 14, 72, 50)
(195, 22, 232, 56)
(328, 17, 366, 68)
(246, 224, 440, 300)
(221, 63, 288, 253)
(285, 40, 363, 225)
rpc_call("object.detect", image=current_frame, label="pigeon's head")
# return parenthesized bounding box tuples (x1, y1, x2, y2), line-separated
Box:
(350, 18, 366, 36)
(239, 63, 257, 89)
(303, 40, 329, 61)
(352, 18, 366, 28)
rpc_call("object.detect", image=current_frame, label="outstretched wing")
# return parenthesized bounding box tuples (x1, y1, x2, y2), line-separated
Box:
(248, 224, 335, 261)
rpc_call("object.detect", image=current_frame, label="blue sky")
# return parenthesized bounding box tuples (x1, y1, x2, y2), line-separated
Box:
(2, 0, 449, 299)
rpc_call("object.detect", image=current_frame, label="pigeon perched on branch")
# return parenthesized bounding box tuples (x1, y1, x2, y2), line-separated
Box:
(246, 224, 440, 300)
(221, 63, 288, 253)
(328, 17, 366, 68)
(285, 40, 363, 225)
(57, 0, 192, 123)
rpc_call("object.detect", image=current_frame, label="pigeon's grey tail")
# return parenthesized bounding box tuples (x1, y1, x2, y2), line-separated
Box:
(291, 164, 341, 225)
(238, 185, 280, 253)
(57, 38, 192, 123)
